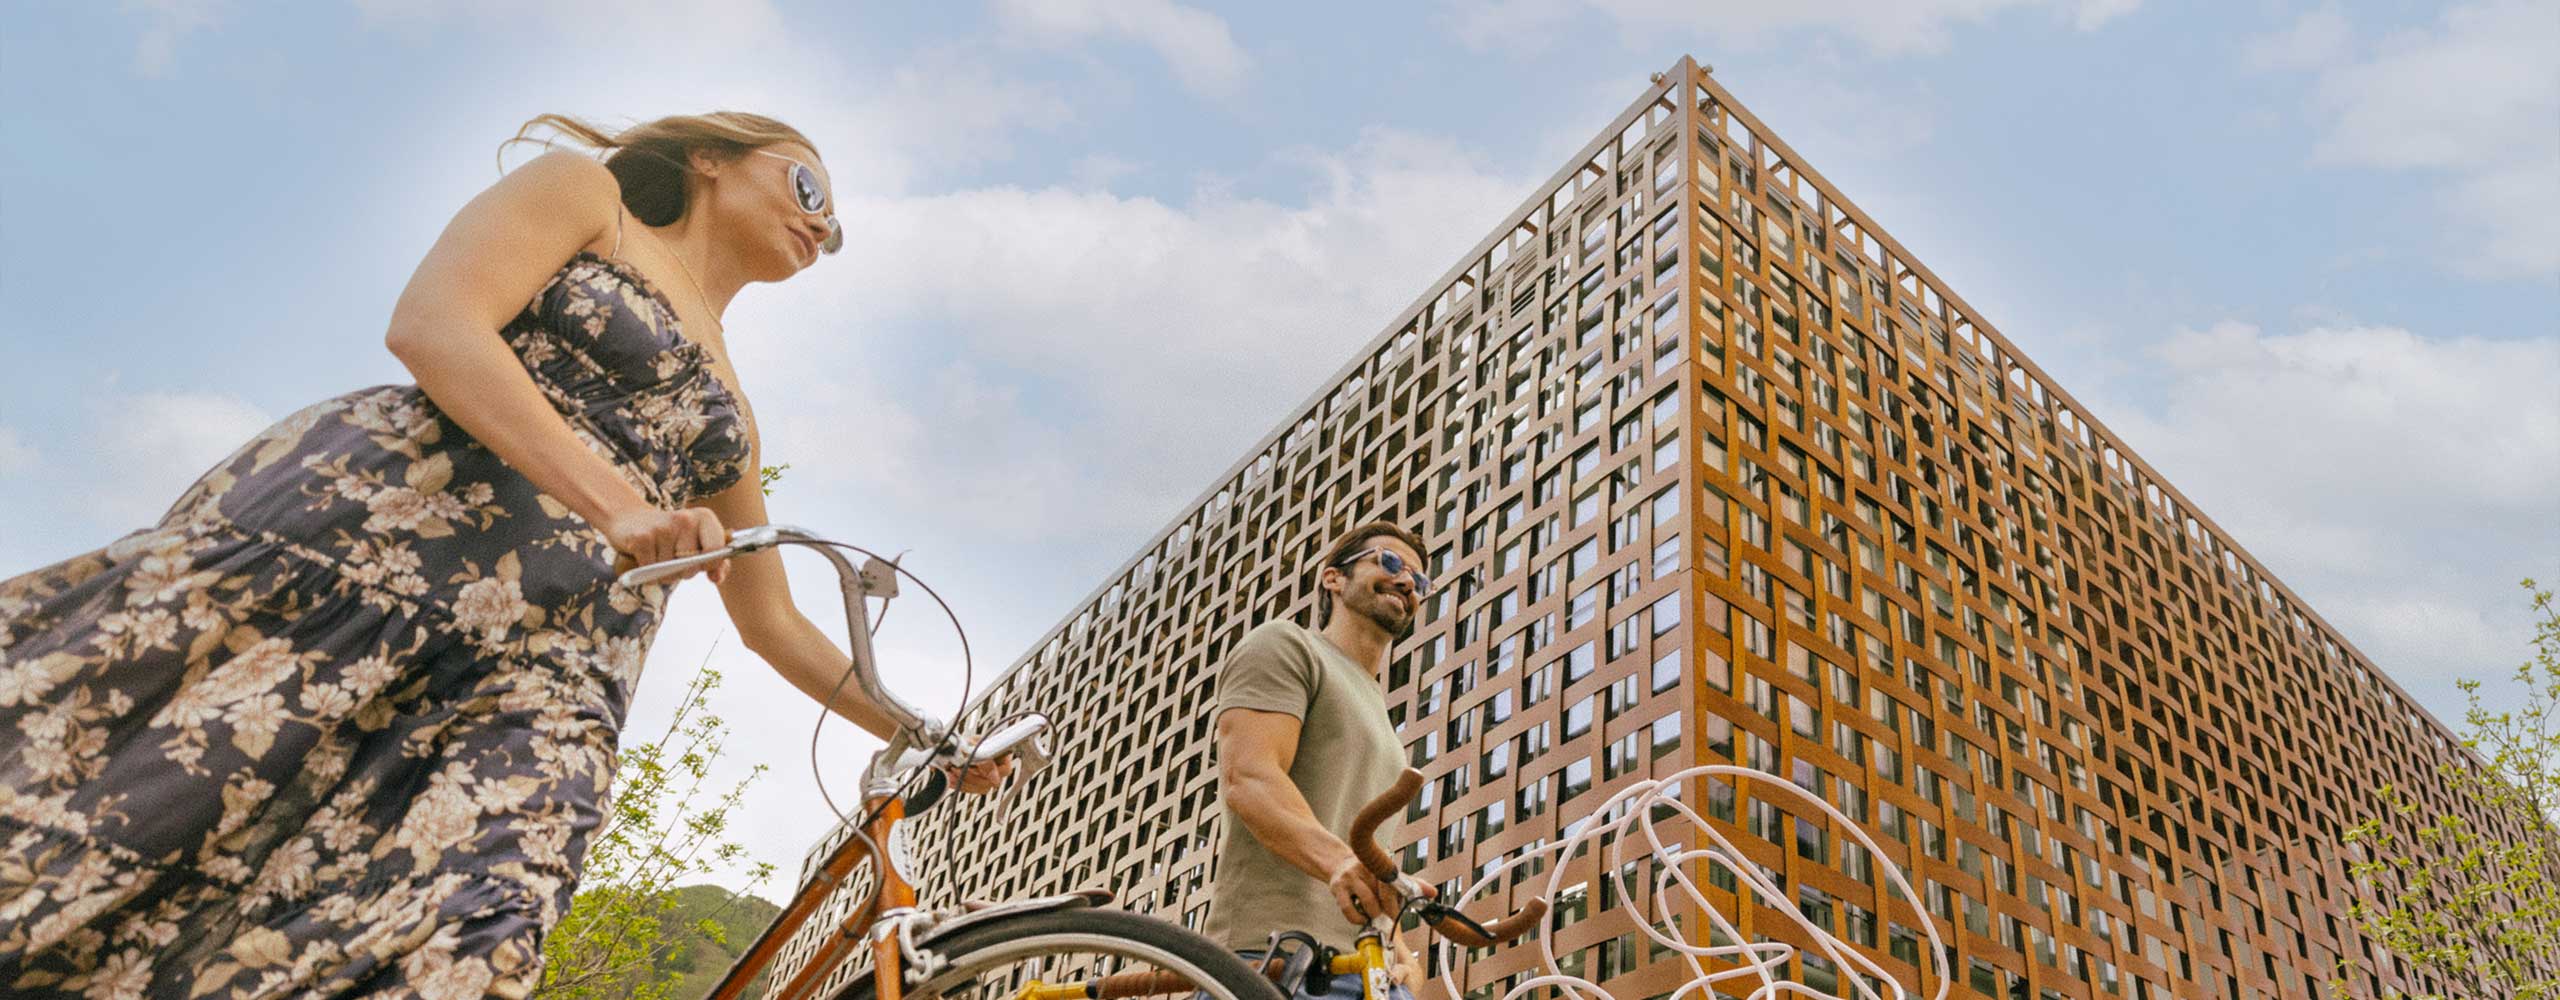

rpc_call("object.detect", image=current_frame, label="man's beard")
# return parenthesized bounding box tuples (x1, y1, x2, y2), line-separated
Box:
(1347, 587, 1416, 640)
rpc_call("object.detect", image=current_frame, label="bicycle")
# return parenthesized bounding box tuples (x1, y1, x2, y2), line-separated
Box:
(1252, 767, 1546, 1000)
(617, 525, 1287, 1000)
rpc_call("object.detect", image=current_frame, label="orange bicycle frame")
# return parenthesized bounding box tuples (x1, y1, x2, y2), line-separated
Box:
(706, 792, 914, 1000)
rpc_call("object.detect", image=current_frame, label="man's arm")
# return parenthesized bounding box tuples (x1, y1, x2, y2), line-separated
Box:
(1216, 707, 1399, 925)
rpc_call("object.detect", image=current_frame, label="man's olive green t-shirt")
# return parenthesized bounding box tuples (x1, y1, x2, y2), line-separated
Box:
(1203, 620, 1405, 951)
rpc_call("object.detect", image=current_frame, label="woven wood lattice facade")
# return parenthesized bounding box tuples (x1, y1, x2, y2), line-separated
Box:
(764, 58, 2533, 1000)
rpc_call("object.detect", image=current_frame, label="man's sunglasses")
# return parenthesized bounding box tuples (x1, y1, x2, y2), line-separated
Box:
(753, 150, 843, 255)
(1336, 548, 1433, 598)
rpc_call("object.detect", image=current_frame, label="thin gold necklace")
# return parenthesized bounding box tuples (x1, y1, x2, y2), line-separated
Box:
(652, 230, 725, 336)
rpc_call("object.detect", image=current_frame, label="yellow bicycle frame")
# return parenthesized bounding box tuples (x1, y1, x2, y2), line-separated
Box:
(1333, 933, 1393, 1000)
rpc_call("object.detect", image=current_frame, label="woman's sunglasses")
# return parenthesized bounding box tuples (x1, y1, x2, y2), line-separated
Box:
(754, 150, 843, 255)
(1337, 548, 1434, 598)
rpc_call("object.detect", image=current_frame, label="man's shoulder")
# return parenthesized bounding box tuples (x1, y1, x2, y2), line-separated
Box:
(1216, 620, 1324, 717)
(1228, 618, 1320, 675)
(1239, 619, 1312, 647)
(1221, 620, 1320, 679)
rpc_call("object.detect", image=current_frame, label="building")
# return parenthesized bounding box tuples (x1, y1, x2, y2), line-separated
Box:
(766, 57, 2534, 1000)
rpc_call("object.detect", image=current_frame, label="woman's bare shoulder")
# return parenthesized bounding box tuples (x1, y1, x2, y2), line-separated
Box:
(493, 150, 618, 211)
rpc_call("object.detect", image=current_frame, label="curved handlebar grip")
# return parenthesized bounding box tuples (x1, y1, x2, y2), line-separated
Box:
(1431, 897, 1548, 949)
(614, 525, 798, 589)
(1348, 768, 1425, 881)
(952, 713, 1054, 782)
(1348, 767, 1548, 949)
(616, 548, 733, 588)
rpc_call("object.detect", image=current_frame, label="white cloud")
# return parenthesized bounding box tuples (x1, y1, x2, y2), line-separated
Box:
(2137, 320, 2559, 511)
(2096, 319, 2560, 700)
(87, 390, 273, 526)
(2320, 591, 2519, 687)
(1071, 153, 1142, 190)
(0, 426, 35, 476)
(124, 0, 224, 77)
(351, 0, 791, 49)
(1447, 0, 2140, 56)
(2065, 0, 2140, 31)
(356, 8, 1071, 199)
(991, 0, 1251, 97)
(2242, 6, 2350, 72)
(733, 128, 1530, 541)
(2263, 0, 2560, 280)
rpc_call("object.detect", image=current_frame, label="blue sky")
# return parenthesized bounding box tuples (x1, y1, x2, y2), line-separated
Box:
(3, 0, 2554, 888)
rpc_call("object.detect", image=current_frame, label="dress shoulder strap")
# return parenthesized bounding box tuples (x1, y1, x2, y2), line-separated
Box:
(610, 205, 626, 258)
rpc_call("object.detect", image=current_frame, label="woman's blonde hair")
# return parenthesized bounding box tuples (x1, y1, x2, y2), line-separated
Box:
(503, 112, 821, 226)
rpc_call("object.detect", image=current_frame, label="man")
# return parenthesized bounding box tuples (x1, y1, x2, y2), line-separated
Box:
(1207, 520, 1438, 999)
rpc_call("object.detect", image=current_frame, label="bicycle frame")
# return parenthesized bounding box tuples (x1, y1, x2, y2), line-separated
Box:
(703, 789, 913, 1000)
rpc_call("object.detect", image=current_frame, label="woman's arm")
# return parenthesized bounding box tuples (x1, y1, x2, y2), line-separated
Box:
(684, 375, 906, 741)
(697, 433, 1011, 792)
(702, 460, 906, 742)
(385, 150, 722, 574)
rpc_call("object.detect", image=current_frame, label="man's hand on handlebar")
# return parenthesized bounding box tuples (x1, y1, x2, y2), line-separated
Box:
(1348, 769, 1547, 949)
(1325, 854, 1434, 927)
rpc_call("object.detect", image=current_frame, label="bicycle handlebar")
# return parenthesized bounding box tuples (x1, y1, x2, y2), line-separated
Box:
(616, 525, 1052, 784)
(1349, 768, 1547, 949)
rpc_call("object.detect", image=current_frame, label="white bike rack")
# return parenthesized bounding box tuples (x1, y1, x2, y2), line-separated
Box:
(1429, 764, 1951, 1000)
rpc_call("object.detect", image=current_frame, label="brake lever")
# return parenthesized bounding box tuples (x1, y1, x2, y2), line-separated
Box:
(1410, 900, 1498, 942)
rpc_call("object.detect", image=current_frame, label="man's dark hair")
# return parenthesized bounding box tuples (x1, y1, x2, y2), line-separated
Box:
(1315, 520, 1429, 626)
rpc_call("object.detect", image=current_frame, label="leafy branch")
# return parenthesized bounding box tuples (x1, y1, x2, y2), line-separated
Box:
(2332, 580, 2560, 999)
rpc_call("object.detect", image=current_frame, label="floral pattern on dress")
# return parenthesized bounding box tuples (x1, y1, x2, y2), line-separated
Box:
(0, 251, 747, 998)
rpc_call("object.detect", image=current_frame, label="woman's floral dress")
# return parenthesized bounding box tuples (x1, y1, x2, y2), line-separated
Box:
(0, 251, 748, 998)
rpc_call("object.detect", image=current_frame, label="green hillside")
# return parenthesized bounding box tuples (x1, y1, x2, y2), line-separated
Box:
(657, 884, 783, 999)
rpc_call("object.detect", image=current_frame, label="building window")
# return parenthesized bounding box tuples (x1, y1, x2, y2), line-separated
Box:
(1564, 642, 1597, 685)
(1564, 695, 1596, 740)
(1603, 733, 1642, 779)
(1651, 650, 1681, 693)
(1704, 714, 1733, 760)
(1651, 713, 1682, 758)
(1560, 757, 1594, 802)
(1603, 674, 1641, 720)
(1521, 664, 1555, 708)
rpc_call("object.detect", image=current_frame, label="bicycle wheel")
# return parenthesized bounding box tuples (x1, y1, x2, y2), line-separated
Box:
(831, 908, 1285, 1000)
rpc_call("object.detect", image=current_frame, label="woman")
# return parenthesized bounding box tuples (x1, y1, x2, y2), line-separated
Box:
(0, 112, 1005, 996)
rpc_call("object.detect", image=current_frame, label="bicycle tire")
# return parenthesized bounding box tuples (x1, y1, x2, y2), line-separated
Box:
(829, 908, 1285, 1000)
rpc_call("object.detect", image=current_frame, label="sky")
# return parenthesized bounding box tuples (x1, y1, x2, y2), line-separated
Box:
(1, 0, 2554, 893)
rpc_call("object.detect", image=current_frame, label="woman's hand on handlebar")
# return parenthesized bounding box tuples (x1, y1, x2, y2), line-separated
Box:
(940, 754, 1017, 795)
(604, 506, 730, 584)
